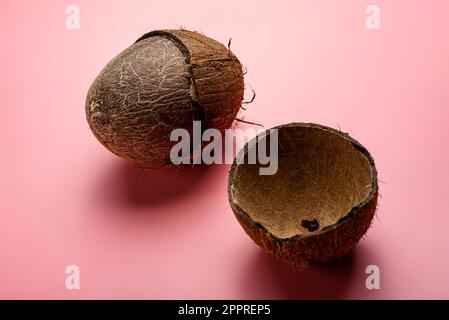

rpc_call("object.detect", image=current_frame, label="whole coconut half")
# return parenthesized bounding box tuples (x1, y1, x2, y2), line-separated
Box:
(86, 29, 244, 167)
(228, 123, 378, 269)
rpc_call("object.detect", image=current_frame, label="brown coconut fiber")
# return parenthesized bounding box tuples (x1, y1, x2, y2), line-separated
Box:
(86, 29, 244, 167)
(228, 123, 378, 269)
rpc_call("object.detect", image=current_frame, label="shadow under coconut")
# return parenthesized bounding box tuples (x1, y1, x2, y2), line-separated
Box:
(94, 160, 217, 209)
(240, 244, 375, 299)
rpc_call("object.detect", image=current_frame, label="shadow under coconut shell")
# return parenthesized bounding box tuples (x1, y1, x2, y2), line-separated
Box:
(240, 244, 375, 299)
(94, 160, 216, 208)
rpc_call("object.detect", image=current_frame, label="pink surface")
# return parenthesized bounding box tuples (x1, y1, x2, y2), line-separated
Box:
(1, 0, 449, 299)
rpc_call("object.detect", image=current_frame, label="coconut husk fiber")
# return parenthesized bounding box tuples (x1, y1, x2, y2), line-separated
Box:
(228, 123, 378, 269)
(86, 29, 244, 167)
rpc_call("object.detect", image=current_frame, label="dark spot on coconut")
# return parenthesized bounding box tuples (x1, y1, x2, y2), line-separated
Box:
(301, 218, 320, 232)
(191, 100, 209, 130)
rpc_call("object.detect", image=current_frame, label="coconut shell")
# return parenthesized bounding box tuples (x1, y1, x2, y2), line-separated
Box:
(228, 123, 378, 269)
(86, 29, 244, 167)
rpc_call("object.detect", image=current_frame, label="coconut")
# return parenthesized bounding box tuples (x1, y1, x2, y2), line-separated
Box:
(228, 123, 378, 269)
(86, 29, 244, 167)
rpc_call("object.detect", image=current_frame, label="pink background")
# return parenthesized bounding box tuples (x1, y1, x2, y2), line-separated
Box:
(1, 0, 449, 299)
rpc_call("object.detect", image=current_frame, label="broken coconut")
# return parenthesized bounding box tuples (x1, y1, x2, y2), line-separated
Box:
(86, 29, 244, 167)
(228, 123, 378, 268)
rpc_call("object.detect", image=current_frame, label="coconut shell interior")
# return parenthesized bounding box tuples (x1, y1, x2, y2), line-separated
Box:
(230, 123, 375, 239)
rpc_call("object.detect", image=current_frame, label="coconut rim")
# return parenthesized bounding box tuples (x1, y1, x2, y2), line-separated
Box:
(227, 122, 378, 243)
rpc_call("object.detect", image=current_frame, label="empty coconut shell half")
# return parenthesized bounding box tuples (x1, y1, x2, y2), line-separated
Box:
(228, 123, 378, 268)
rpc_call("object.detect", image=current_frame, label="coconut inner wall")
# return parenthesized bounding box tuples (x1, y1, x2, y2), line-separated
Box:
(230, 125, 374, 239)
